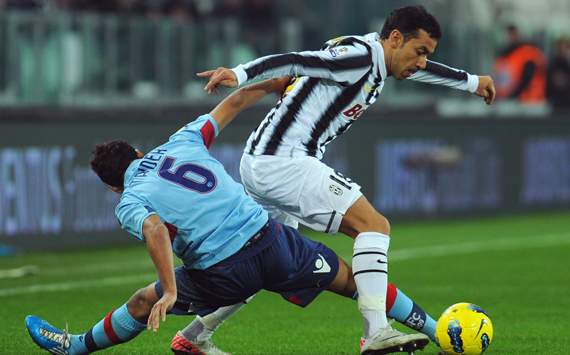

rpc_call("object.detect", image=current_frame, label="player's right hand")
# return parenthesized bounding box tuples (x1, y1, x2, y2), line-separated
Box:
(147, 291, 176, 332)
(197, 67, 238, 94)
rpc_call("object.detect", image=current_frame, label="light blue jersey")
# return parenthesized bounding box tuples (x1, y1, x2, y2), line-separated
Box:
(116, 114, 268, 269)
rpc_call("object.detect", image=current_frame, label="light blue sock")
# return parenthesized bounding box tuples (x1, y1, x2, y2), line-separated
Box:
(70, 304, 146, 354)
(386, 286, 437, 342)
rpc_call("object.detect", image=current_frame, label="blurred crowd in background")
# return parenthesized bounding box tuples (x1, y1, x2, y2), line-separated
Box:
(0, 0, 274, 26)
(494, 24, 570, 109)
(0, 0, 279, 51)
(0, 0, 568, 112)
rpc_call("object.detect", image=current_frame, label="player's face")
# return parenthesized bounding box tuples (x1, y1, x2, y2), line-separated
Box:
(392, 29, 437, 80)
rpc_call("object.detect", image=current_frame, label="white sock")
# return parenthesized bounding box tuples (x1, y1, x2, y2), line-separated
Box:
(352, 232, 390, 338)
(181, 295, 255, 342)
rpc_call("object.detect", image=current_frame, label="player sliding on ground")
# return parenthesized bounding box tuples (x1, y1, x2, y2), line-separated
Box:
(27, 79, 430, 355)
(197, 5, 496, 354)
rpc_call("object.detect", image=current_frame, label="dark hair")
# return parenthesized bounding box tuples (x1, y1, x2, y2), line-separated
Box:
(90, 140, 138, 188)
(380, 5, 442, 41)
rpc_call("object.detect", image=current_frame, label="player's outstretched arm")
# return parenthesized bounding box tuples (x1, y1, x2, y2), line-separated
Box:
(409, 61, 496, 105)
(209, 77, 290, 132)
(142, 214, 177, 332)
(198, 43, 371, 94)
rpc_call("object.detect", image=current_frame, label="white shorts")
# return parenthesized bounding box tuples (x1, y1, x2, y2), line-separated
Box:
(240, 154, 362, 234)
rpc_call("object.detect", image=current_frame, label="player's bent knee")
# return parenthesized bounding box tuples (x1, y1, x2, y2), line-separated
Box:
(359, 210, 390, 235)
(341, 197, 391, 237)
(343, 212, 390, 237)
(127, 284, 158, 320)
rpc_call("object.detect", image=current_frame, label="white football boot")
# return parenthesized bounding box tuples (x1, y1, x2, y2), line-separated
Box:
(361, 325, 430, 354)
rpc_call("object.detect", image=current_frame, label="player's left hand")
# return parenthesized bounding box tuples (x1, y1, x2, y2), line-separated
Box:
(197, 67, 238, 94)
(147, 291, 176, 332)
(475, 76, 496, 105)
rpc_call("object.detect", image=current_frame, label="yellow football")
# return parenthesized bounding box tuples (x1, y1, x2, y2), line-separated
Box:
(436, 303, 493, 355)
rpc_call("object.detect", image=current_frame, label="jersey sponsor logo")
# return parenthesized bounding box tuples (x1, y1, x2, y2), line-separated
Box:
(313, 253, 331, 274)
(342, 104, 365, 120)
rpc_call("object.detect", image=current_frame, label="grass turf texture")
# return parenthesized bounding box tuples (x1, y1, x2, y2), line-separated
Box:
(1, 211, 569, 354)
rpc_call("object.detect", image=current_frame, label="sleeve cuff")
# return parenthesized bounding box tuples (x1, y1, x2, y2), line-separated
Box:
(138, 211, 157, 241)
(232, 65, 248, 87)
(466, 74, 479, 93)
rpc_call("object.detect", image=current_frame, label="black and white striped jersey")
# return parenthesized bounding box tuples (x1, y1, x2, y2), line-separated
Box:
(233, 32, 479, 160)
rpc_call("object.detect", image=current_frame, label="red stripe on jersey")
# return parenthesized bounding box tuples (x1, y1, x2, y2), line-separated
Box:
(200, 120, 215, 148)
(386, 283, 397, 312)
(103, 310, 122, 344)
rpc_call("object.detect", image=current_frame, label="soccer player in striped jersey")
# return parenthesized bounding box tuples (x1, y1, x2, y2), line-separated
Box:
(199, 5, 496, 354)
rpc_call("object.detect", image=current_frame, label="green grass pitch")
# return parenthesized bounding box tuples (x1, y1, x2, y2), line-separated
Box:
(1, 211, 569, 354)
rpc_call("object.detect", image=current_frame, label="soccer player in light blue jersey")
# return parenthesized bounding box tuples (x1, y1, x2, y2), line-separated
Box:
(26, 78, 433, 355)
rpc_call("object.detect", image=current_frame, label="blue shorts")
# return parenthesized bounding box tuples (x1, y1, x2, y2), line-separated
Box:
(155, 219, 339, 316)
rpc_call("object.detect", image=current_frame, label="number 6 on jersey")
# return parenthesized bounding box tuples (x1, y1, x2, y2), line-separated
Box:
(159, 157, 217, 193)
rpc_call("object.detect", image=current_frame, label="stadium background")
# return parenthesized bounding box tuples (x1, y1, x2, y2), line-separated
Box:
(0, 0, 569, 354)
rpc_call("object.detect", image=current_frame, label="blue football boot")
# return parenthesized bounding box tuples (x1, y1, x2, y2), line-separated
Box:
(26, 315, 70, 354)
